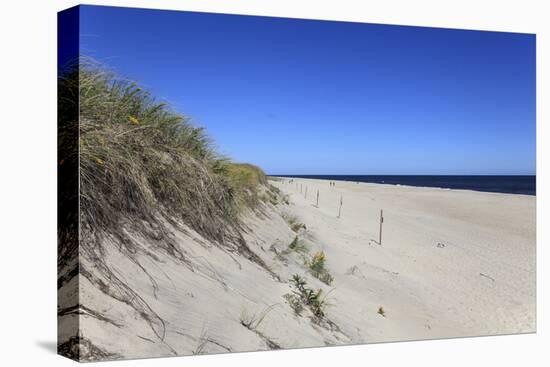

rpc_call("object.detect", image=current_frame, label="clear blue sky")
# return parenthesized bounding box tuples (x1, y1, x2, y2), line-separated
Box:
(78, 5, 536, 175)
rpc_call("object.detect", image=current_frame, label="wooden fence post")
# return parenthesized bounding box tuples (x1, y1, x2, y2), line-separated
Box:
(316, 190, 319, 207)
(379, 209, 384, 245)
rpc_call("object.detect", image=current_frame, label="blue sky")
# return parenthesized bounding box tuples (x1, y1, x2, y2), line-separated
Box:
(78, 5, 536, 175)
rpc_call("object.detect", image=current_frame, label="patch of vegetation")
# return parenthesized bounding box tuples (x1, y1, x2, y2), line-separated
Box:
(259, 183, 286, 206)
(288, 236, 308, 254)
(272, 236, 308, 265)
(285, 274, 329, 319)
(283, 293, 304, 316)
(269, 184, 281, 195)
(239, 304, 281, 350)
(282, 195, 290, 205)
(225, 163, 267, 209)
(307, 251, 334, 285)
(240, 304, 277, 331)
(378, 306, 386, 317)
(283, 213, 306, 232)
(63, 59, 271, 252)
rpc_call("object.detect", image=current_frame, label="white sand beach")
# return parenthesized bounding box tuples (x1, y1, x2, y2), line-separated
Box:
(62, 177, 536, 359)
(270, 178, 536, 341)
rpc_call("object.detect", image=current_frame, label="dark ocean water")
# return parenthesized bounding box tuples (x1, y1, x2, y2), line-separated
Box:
(273, 175, 536, 196)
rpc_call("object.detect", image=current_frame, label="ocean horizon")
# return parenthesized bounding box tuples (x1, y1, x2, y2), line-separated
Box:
(270, 175, 536, 196)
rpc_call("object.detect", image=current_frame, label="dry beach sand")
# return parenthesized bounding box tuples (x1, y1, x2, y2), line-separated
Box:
(271, 178, 536, 340)
(60, 177, 536, 359)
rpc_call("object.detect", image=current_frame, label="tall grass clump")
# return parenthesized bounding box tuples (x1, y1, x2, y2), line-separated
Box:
(308, 251, 334, 285)
(224, 163, 267, 209)
(282, 213, 306, 233)
(285, 274, 329, 319)
(70, 60, 270, 251)
(288, 236, 308, 254)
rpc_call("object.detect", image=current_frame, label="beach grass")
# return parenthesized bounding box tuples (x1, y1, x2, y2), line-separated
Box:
(59, 59, 269, 253)
(308, 251, 334, 285)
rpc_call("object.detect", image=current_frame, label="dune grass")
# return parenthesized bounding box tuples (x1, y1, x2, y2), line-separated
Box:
(282, 213, 306, 232)
(288, 236, 308, 254)
(225, 163, 267, 209)
(59, 59, 270, 252)
(58, 59, 275, 341)
(286, 274, 329, 319)
(307, 251, 334, 285)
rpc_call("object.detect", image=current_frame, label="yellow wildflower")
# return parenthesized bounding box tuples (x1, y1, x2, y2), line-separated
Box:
(312, 251, 326, 264)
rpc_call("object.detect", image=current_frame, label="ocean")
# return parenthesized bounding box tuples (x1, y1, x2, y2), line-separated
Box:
(272, 175, 536, 196)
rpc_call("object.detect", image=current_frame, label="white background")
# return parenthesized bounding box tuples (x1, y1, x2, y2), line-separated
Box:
(0, 0, 547, 365)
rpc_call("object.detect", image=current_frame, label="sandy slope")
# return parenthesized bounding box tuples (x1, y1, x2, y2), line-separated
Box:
(60, 178, 535, 360)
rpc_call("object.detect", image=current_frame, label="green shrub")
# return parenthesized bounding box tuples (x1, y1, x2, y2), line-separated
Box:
(283, 293, 304, 316)
(283, 214, 306, 232)
(307, 251, 334, 285)
(286, 274, 328, 319)
(288, 236, 308, 254)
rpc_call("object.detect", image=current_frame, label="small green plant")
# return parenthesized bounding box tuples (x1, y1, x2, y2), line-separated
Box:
(283, 293, 304, 316)
(240, 304, 277, 331)
(378, 306, 386, 317)
(307, 251, 334, 285)
(285, 274, 328, 319)
(289, 236, 299, 249)
(269, 184, 281, 195)
(283, 213, 306, 232)
(282, 195, 290, 205)
(292, 222, 306, 232)
(309, 251, 326, 274)
(288, 236, 308, 254)
(317, 272, 334, 285)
